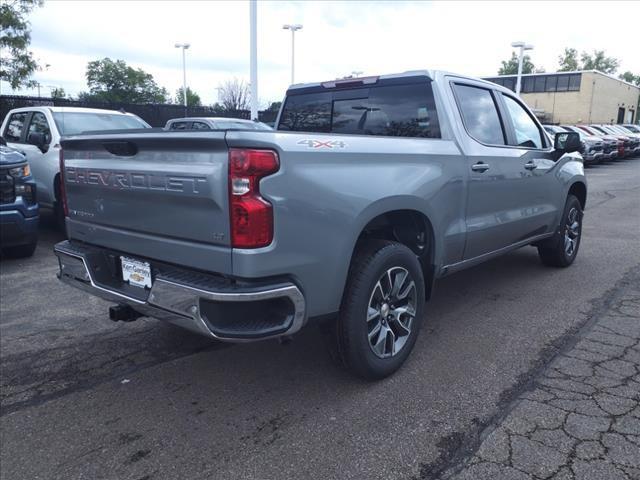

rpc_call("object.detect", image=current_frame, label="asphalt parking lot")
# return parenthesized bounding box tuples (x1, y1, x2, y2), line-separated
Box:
(1, 158, 639, 480)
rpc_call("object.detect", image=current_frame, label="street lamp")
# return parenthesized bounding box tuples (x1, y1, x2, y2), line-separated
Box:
(283, 24, 303, 84)
(511, 41, 533, 96)
(175, 42, 190, 115)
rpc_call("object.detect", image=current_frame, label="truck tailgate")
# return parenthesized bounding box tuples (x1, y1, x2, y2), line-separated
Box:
(61, 132, 232, 273)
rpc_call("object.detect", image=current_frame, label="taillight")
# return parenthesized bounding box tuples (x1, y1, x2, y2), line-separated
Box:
(59, 149, 68, 216)
(228, 148, 279, 248)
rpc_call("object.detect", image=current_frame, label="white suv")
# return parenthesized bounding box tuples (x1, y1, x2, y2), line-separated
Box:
(0, 107, 149, 222)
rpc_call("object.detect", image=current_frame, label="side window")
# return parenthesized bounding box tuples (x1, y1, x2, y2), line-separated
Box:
(453, 84, 505, 145)
(170, 122, 188, 130)
(191, 121, 210, 130)
(278, 92, 332, 132)
(501, 94, 544, 149)
(4, 112, 29, 142)
(27, 112, 52, 144)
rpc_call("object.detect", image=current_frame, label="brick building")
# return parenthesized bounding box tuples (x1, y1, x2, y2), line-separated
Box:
(483, 70, 639, 125)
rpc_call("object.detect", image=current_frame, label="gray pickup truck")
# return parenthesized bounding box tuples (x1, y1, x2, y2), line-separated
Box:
(54, 70, 586, 379)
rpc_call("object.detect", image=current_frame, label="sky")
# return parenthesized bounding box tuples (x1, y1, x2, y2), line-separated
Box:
(2, 0, 639, 107)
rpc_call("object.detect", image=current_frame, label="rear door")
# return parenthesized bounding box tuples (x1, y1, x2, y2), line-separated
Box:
(451, 82, 557, 260)
(62, 131, 232, 272)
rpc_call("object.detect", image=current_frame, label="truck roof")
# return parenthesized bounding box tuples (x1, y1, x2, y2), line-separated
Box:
(286, 69, 505, 95)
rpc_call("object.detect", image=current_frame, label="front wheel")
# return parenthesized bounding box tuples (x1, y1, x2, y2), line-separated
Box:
(337, 240, 426, 380)
(538, 194, 583, 267)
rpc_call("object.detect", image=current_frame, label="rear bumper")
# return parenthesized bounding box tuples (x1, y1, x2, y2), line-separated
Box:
(54, 240, 306, 342)
(0, 209, 39, 247)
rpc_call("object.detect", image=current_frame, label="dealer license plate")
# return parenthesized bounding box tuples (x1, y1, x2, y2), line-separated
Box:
(121, 256, 152, 289)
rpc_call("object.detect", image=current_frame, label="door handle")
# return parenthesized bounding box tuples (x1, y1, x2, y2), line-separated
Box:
(471, 162, 490, 173)
(524, 161, 537, 170)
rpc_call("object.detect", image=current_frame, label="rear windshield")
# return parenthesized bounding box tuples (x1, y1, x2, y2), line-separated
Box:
(278, 81, 441, 138)
(53, 112, 149, 135)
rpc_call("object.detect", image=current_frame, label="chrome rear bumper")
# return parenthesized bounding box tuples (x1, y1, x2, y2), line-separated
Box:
(54, 241, 306, 342)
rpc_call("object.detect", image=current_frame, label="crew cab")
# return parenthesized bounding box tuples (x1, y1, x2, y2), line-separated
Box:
(0, 107, 149, 224)
(54, 70, 586, 379)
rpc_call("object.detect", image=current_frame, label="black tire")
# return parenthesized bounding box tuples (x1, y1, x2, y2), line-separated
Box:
(336, 240, 426, 380)
(3, 242, 37, 258)
(538, 194, 583, 268)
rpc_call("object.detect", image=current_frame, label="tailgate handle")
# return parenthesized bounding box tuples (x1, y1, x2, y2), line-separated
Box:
(103, 141, 138, 157)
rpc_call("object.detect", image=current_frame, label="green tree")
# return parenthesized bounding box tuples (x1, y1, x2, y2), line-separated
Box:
(50, 86, 65, 98)
(80, 58, 169, 103)
(580, 50, 619, 74)
(0, 0, 43, 89)
(267, 101, 282, 112)
(618, 71, 640, 86)
(175, 86, 201, 106)
(498, 52, 536, 75)
(558, 48, 579, 72)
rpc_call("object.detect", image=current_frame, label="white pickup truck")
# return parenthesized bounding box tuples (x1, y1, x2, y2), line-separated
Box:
(0, 107, 149, 222)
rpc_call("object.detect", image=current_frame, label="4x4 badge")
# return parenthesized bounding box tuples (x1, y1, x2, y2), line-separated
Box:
(297, 139, 347, 149)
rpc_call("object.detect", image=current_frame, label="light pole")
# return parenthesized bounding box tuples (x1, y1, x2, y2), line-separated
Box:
(283, 24, 303, 84)
(511, 41, 533, 96)
(250, 0, 258, 121)
(175, 42, 190, 115)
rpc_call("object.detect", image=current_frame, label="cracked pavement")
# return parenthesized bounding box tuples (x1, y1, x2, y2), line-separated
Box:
(443, 271, 640, 480)
(1, 159, 639, 479)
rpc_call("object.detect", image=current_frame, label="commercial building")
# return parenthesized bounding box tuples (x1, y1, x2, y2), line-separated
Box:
(483, 70, 639, 125)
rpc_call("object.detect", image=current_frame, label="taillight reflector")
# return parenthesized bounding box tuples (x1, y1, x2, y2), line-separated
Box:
(228, 148, 279, 248)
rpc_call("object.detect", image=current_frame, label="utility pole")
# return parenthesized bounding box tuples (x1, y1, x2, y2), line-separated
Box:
(175, 42, 191, 116)
(511, 41, 533, 96)
(250, 0, 258, 120)
(283, 24, 303, 85)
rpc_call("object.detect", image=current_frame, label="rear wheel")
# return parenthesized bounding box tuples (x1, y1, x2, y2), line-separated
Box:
(538, 194, 583, 267)
(336, 240, 426, 380)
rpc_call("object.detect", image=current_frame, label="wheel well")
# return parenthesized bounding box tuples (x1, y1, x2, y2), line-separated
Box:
(354, 210, 436, 299)
(569, 182, 586, 209)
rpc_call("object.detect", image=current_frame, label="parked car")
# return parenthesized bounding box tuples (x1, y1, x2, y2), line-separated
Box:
(0, 107, 150, 224)
(601, 125, 640, 156)
(0, 143, 39, 257)
(589, 125, 637, 157)
(576, 125, 626, 158)
(621, 124, 640, 134)
(562, 126, 618, 161)
(165, 117, 273, 131)
(543, 124, 602, 164)
(54, 70, 586, 379)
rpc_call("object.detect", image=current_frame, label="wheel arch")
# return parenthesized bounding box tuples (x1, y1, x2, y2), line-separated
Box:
(568, 181, 587, 210)
(348, 201, 437, 301)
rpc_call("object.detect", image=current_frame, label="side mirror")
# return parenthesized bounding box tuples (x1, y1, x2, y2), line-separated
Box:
(554, 132, 581, 154)
(27, 132, 48, 153)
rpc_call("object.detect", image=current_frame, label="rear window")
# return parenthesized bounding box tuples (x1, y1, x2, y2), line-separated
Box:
(53, 112, 149, 135)
(278, 82, 441, 138)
